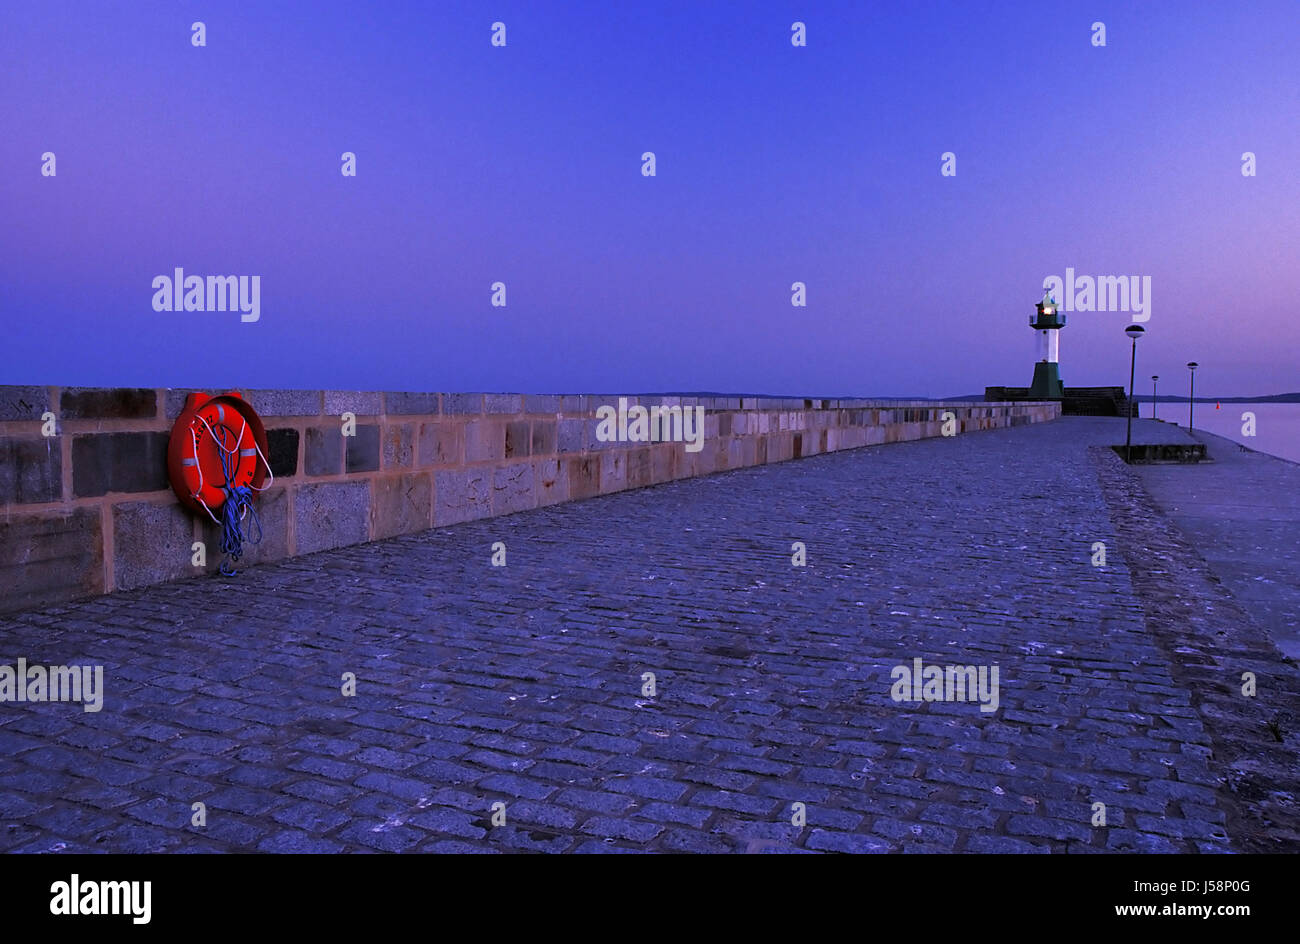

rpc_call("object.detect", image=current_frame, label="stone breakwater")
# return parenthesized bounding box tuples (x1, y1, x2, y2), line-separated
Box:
(0, 415, 1295, 853)
(0, 387, 1057, 613)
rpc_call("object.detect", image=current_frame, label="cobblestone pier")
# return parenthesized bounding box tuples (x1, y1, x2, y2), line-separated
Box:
(2, 416, 1297, 853)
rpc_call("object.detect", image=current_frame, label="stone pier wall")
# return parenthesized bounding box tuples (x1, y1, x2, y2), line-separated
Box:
(0, 387, 1059, 613)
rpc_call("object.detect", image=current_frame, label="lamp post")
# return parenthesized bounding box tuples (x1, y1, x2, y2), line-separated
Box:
(1187, 362, 1199, 430)
(1125, 324, 1145, 462)
(1151, 375, 1159, 420)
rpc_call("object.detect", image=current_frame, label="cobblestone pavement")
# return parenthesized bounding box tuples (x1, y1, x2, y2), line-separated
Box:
(2, 417, 1297, 853)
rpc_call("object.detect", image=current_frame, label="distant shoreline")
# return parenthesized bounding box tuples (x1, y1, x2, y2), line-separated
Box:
(668, 392, 1300, 403)
(938, 393, 1300, 404)
(1132, 394, 1300, 404)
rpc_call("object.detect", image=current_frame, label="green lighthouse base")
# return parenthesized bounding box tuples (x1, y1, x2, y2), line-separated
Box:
(1028, 362, 1064, 400)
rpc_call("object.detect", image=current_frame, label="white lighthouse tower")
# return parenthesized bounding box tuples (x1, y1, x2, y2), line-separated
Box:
(1028, 289, 1066, 399)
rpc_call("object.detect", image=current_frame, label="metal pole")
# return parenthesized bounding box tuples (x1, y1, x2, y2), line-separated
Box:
(1152, 378, 1157, 420)
(1125, 339, 1137, 462)
(1189, 371, 1195, 430)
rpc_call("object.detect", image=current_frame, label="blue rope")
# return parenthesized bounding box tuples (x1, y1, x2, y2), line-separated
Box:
(212, 423, 262, 576)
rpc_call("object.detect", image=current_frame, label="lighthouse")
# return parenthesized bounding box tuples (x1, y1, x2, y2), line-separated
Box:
(1028, 288, 1066, 399)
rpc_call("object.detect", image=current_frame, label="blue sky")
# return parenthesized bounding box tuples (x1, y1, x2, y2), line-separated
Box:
(2, 0, 1297, 396)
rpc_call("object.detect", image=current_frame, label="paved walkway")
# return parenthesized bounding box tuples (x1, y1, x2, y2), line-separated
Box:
(1138, 428, 1300, 662)
(1, 417, 1296, 853)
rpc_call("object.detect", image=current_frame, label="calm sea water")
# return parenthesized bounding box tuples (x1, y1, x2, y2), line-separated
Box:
(1147, 402, 1300, 464)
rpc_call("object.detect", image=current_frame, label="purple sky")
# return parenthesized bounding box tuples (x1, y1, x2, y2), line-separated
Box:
(3, 1, 1297, 397)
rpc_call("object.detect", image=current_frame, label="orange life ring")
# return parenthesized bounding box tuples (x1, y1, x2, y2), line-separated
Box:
(167, 391, 270, 516)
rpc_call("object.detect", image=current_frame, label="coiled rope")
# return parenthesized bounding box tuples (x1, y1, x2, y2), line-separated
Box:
(194, 413, 271, 576)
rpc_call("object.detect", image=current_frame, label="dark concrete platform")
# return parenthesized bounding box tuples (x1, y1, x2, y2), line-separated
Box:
(1138, 428, 1300, 662)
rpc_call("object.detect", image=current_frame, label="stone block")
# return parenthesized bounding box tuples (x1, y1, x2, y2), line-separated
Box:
(384, 395, 441, 418)
(418, 422, 463, 466)
(708, 439, 729, 473)
(443, 394, 483, 415)
(650, 445, 675, 484)
(372, 473, 433, 540)
(384, 392, 440, 415)
(465, 420, 504, 463)
(531, 420, 556, 456)
(759, 431, 780, 462)
(0, 509, 103, 614)
(72, 432, 170, 497)
(61, 387, 156, 420)
(600, 450, 627, 493)
(557, 419, 585, 454)
(345, 425, 381, 473)
(164, 389, 223, 420)
(0, 386, 51, 422)
(675, 448, 699, 479)
(504, 421, 530, 459)
(739, 436, 757, 466)
(434, 469, 491, 525)
(113, 500, 195, 590)
(304, 427, 343, 476)
(244, 485, 290, 565)
(567, 456, 600, 500)
(295, 482, 370, 554)
(0, 436, 62, 504)
(382, 423, 415, 469)
(243, 389, 322, 417)
(533, 459, 568, 507)
(197, 486, 289, 569)
(626, 447, 652, 489)
(325, 390, 383, 417)
(492, 463, 535, 515)
(484, 394, 523, 414)
(523, 395, 561, 414)
(266, 428, 299, 477)
(586, 419, 617, 451)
